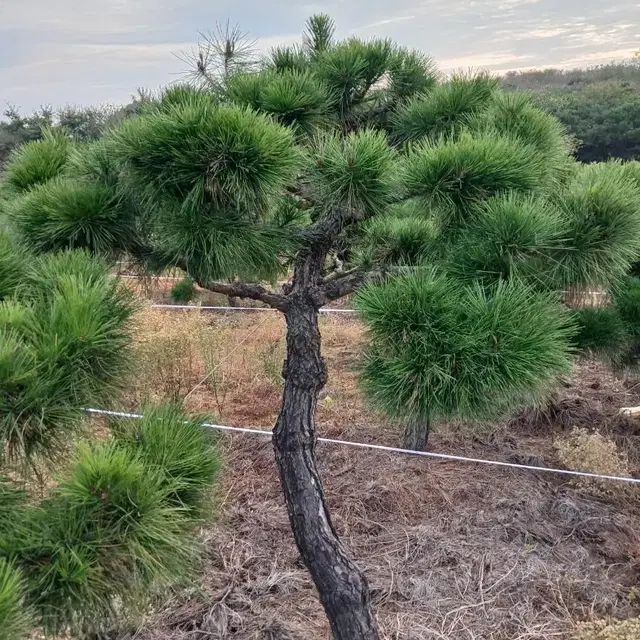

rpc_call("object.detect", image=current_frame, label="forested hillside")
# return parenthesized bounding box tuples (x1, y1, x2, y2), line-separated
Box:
(503, 58, 640, 162)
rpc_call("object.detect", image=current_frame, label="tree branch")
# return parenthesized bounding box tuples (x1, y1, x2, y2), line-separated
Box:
(320, 268, 386, 302)
(286, 183, 317, 209)
(198, 280, 288, 310)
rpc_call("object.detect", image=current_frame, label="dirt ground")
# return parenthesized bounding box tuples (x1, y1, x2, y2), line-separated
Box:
(112, 288, 640, 640)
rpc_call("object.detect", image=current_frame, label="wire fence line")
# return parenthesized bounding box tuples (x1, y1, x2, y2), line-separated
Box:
(84, 407, 640, 485)
(149, 304, 358, 313)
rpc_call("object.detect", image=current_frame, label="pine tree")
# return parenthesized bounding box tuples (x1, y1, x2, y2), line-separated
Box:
(0, 232, 220, 636)
(3, 15, 640, 639)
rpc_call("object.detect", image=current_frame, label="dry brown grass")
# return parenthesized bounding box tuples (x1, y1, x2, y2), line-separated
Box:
(109, 299, 640, 640)
(555, 427, 634, 498)
(575, 618, 640, 640)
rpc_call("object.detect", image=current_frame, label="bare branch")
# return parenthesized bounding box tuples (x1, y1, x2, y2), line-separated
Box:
(320, 265, 358, 284)
(321, 268, 386, 301)
(198, 280, 288, 310)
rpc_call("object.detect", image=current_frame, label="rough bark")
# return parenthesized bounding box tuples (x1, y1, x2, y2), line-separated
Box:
(272, 207, 379, 639)
(402, 416, 430, 451)
(198, 280, 287, 309)
(273, 299, 380, 639)
(321, 268, 385, 302)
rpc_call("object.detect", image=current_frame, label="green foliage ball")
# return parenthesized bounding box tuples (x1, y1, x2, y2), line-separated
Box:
(229, 69, 333, 135)
(402, 131, 546, 229)
(449, 193, 565, 287)
(0, 246, 134, 460)
(112, 404, 220, 519)
(3, 129, 71, 193)
(391, 71, 498, 143)
(310, 129, 398, 217)
(170, 277, 196, 303)
(9, 176, 135, 254)
(112, 101, 300, 213)
(554, 162, 640, 288)
(356, 271, 574, 422)
(11, 442, 193, 635)
(0, 559, 31, 639)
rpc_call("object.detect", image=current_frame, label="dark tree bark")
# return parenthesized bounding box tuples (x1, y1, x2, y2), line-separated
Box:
(402, 416, 430, 451)
(188, 206, 380, 637)
(271, 207, 380, 639)
(273, 298, 380, 640)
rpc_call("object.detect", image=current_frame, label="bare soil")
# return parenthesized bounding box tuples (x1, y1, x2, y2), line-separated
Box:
(113, 297, 640, 640)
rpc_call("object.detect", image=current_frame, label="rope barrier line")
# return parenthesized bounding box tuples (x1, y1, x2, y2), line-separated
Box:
(149, 304, 358, 314)
(118, 274, 183, 280)
(83, 407, 640, 485)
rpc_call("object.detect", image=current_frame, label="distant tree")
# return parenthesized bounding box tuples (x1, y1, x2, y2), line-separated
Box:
(502, 60, 640, 162)
(3, 15, 640, 639)
(533, 83, 640, 162)
(0, 96, 149, 167)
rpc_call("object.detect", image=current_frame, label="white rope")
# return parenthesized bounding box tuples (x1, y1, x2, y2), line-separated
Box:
(149, 304, 357, 314)
(118, 274, 183, 280)
(83, 408, 640, 485)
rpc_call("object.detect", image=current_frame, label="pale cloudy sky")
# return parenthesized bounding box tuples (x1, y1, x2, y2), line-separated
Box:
(1, 0, 638, 112)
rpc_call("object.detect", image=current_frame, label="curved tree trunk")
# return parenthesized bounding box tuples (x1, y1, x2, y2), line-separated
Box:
(402, 417, 430, 451)
(273, 300, 379, 640)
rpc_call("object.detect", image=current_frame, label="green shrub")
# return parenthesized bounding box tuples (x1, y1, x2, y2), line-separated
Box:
(554, 163, 640, 288)
(11, 442, 194, 635)
(614, 276, 640, 334)
(570, 306, 628, 356)
(356, 271, 574, 423)
(0, 559, 31, 639)
(533, 82, 640, 162)
(170, 277, 196, 303)
(3, 129, 71, 193)
(112, 404, 220, 519)
(0, 246, 134, 461)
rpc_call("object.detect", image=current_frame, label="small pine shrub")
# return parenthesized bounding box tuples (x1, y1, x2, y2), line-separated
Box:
(112, 404, 220, 519)
(574, 618, 640, 640)
(0, 559, 31, 640)
(614, 277, 640, 335)
(170, 277, 196, 303)
(555, 427, 632, 497)
(4, 129, 71, 193)
(11, 442, 195, 635)
(570, 307, 629, 356)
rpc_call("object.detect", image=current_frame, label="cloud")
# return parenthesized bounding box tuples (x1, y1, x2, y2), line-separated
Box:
(1, 0, 638, 112)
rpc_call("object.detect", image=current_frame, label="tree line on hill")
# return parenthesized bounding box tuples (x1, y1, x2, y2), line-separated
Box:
(3, 57, 640, 167)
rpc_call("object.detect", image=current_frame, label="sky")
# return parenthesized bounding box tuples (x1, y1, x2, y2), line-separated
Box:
(1, 0, 638, 113)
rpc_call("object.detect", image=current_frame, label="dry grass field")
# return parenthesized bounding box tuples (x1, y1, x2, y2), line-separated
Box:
(108, 280, 640, 640)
